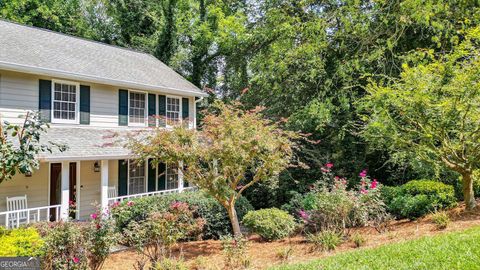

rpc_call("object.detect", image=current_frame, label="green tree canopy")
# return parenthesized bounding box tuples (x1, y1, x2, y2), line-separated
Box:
(361, 27, 480, 209)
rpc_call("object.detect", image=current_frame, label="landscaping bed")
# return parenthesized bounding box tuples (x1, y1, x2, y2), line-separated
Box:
(103, 203, 480, 270)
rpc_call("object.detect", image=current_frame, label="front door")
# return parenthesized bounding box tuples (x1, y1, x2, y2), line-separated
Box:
(49, 163, 61, 221)
(49, 163, 78, 221)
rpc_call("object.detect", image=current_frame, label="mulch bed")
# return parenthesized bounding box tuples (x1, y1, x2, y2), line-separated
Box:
(103, 203, 480, 270)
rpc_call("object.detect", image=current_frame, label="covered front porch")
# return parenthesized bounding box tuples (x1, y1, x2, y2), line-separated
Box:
(0, 159, 191, 228)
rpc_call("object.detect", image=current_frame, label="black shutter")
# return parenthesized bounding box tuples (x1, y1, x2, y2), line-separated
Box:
(118, 160, 128, 196)
(79, 85, 90, 125)
(148, 94, 156, 127)
(39, 80, 52, 123)
(147, 159, 156, 192)
(118, 90, 128, 126)
(182, 98, 189, 122)
(158, 162, 166, 190)
(158, 95, 166, 127)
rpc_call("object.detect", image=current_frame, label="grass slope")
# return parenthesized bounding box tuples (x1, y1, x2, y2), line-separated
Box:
(272, 226, 480, 270)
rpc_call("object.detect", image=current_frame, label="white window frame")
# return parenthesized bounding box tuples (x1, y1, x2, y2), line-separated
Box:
(165, 163, 179, 190)
(51, 79, 80, 124)
(127, 90, 148, 127)
(127, 160, 147, 195)
(165, 95, 182, 128)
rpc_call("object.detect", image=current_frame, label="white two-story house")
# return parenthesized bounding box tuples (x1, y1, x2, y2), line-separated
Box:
(0, 20, 207, 227)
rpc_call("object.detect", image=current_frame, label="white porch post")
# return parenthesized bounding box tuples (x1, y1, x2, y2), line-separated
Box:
(100, 160, 109, 211)
(178, 161, 184, 192)
(60, 161, 70, 221)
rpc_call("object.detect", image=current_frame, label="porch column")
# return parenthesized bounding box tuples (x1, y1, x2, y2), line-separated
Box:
(100, 160, 109, 211)
(178, 161, 184, 192)
(60, 161, 70, 221)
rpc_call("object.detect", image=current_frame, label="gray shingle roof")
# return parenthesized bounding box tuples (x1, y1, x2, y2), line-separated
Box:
(37, 127, 134, 161)
(0, 20, 206, 97)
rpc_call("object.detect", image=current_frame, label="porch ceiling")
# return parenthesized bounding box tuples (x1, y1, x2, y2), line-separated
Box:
(36, 127, 146, 161)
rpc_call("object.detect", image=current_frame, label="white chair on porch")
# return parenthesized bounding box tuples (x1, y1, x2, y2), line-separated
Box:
(6, 195, 35, 228)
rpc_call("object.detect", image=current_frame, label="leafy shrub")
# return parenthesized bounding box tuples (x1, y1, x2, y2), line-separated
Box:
(297, 170, 389, 234)
(111, 191, 253, 239)
(124, 202, 204, 265)
(0, 227, 44, 257)
(351, 232, 366, 248)
(383, 180, 457, 219)
(307, 230, 342, 251)
(221, 235, 250, 269)
(242, 208, 296, 241)
(84, 207, 119, 270)
(431, 211, 450, 230)
(37, 221, 88, 270)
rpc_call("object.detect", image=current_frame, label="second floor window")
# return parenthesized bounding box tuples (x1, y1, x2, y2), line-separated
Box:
(52, 81, 78, 123)
(166, 97, 180, 126)
(129, 91, 146, 125)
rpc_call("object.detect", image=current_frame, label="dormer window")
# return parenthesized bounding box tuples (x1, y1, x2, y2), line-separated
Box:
(52, 80, 79, 124)
(129, 91, 147, 126)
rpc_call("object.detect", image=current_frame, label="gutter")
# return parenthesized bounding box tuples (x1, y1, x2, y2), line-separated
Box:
(0, 61, 209, 97)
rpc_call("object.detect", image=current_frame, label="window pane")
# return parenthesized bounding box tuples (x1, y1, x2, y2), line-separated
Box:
(129, 162, 145, 195)
(52, 82, 77, 122)
(166, 164, 179, 190)
(166, 97, 180, 126)
(129, 92, 146, 124)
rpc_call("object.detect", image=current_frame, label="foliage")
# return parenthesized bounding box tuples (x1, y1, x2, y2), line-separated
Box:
(84, 207, 119, 270)
(361, 28, 480, 209)
(271, 226, 480, 270)
(126, 101, 300, 236)
(350, 232, 366, 248)
(110, 191, 252, 239)
(220, 235, 250, 270)
(242, 208, 296, 241)
(0, 112, 64, 184)
(431, 211, 451, 230)
(297, 166, 389, 234)
(37, 222, 88, 270)
(123, 201, 204, 265)
(275, 246, 294, 263)
(306, 230, 342, 252)
(383, 180, 457, 220)
(0, 227, 44, 257)
(153, 257, 188, 270)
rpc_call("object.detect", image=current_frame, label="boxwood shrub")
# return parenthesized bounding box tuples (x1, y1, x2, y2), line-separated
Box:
(381, 180, 457, 219)
(242, 208, 296, 241)
(111, 191, 253, 239)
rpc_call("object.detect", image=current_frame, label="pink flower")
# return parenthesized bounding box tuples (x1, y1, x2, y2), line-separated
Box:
(96, 224, 102, 229)
(370, 179, 378, 189)
(298, 210, 309, 221)
(325, 163, 334, 168)
(360, 189, 368, 195)
(72, 257, 80, 264)
(111, 201, 120, 208)
(321, 167, 330, 173)
(90, 213, 98, 220)
(127, 201, 135, 206)
(359, 169, 367, 178)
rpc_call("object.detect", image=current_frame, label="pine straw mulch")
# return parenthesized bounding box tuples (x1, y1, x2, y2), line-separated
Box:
(103, 203, 480, 270)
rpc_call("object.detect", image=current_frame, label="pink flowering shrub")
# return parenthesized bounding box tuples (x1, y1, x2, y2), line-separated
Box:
(297, 163, 391, 234)
(124, 202, 205, 266)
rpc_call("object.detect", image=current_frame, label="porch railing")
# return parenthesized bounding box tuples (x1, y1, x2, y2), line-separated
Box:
(0, 204, 61, 229)
(108, 186, 197, 205)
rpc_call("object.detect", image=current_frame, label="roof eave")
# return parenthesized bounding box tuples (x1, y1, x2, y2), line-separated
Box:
(0, 61, 209, 97)
(39, 154, 133, 162)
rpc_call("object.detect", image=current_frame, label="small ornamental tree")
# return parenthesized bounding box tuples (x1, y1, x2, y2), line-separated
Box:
(126, 101, 300, 236)
(0, 112, 64, 184)
(361, 27, 480, 210)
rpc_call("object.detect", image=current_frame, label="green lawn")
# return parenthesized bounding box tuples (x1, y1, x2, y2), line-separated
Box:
(271, 226, 480, 270)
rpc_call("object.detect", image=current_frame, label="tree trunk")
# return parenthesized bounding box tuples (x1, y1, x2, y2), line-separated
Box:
(226, 203, 242, 237)
(462, 172, 476, 210)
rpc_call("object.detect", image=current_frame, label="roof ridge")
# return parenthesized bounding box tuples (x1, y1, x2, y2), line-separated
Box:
(0, 18, 153, 57)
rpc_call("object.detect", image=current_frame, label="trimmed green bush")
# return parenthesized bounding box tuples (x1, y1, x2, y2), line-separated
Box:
(111, 191, 253, 239)
(0, 227, 44, 257)
(382, 180, 457, 220)
(242, 208, 296, 241)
